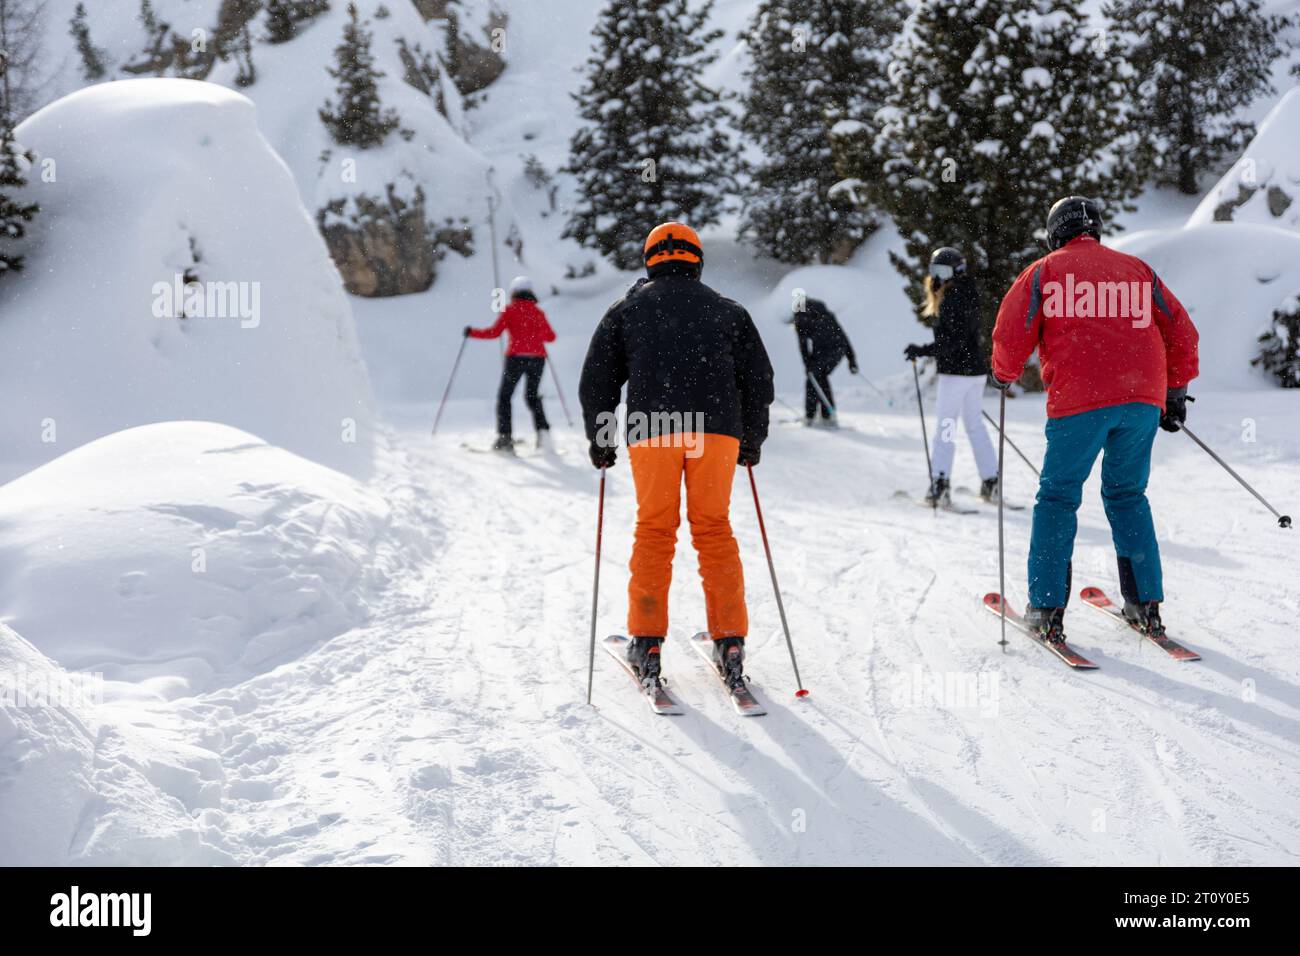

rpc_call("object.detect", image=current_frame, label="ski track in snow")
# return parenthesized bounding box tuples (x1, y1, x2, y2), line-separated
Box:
(171, 397, 1300, 866)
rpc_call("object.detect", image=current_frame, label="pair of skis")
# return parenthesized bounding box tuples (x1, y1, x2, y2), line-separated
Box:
(983, 587, 1201, 670)
(601, 633, 767, 717)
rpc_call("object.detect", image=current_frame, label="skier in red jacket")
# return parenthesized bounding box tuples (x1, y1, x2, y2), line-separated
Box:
(465, 276, 557, 453)
(992, 196, 1199, 646)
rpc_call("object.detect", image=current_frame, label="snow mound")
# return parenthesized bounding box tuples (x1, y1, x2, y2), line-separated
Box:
(1188, 87, 1300, 233)
(0, 622, 231, 865)
(1114, 222, 1300, 388)
(1, 78, 375, 480)
(0, 421, 391, 692)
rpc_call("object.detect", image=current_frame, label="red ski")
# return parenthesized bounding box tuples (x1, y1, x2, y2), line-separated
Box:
(982, 593, 1099, 670)
(1078, 587, 1201, 662)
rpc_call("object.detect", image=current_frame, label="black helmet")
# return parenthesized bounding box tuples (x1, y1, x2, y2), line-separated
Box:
(1046, 196, 1103, 250)
(929, 246, 965, 281)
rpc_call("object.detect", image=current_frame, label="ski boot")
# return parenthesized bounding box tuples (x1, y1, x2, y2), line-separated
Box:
(1122, 600, 1165, 637)
(626, 637, 665, 689)
(491, 435, 516, 455)
(711, 637, 746, 690)
(1023, 606, 1067, 646)
(979, 476, 1001, 503)
(925, 475, 951, 508)
(535, 428, 553, 452)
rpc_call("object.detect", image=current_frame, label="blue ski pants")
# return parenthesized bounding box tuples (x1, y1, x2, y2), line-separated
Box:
(1029, 402, 1163, 608)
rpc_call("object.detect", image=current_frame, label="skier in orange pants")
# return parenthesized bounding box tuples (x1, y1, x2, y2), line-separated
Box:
(579, 222, 774, 692)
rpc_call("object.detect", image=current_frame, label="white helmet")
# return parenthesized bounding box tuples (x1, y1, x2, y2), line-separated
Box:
(508, 275, 534, 297)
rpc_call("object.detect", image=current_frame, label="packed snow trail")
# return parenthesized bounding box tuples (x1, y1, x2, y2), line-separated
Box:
(191, 389, 1300, 866)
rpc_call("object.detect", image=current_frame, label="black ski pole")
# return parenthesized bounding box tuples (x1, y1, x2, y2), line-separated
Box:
(1179, 423, 1291, 528)
(853, 368, 893, 406)
(806, 371, 837, 419)
(982, 409, 1040, 477)
(910, 358, 935, 511)
(546, 356, 575, 428)
(996, 389, 1009, 652)
(746, 464, 809, 698)
(586, 467, 607, 706)
(431, 336, 469, 435)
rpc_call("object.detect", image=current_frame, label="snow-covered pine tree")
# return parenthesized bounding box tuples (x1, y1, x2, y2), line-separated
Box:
(738, 0, 903, 265)
(69, 3, 107, 80)
(264, 0, 297, 44)
(319, 3, 399, 149)
(836, 0, 1140, 337)
(1104, 0, 1292, 195)
(0, 124, 38, 279)
(1254, 294, 1300, 388)
(563, 0, 739, 270)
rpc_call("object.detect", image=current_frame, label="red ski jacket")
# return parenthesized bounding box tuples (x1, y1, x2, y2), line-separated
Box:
(469, 298, 556, 357)
(992, 236, 1199, 419)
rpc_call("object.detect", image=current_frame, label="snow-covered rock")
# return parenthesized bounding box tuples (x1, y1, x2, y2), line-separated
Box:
(0, 421, 391, 691)
(1, 78, 376, 480)
(1114, 222, 1300, 388)
(1188, 87, 1300, 233)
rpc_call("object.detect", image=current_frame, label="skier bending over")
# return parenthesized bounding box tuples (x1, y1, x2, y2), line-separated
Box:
(991, 196, 1199, 645)
(904, 247, 1000, 506)
(464, 276, 557, 453)
(789, 297, 857, 427)
(579, 222, 774, 692)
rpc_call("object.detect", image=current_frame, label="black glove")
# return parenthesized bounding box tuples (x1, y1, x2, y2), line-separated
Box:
(737, 438, 761, 467)
(848, 361, 859, 375)
(463, 325, 473, 338)
(904, 344, 925, 361)
(990, 376, 1014, 392)
(589, 441, 616, 470)
(1160, 388, 1189, 433)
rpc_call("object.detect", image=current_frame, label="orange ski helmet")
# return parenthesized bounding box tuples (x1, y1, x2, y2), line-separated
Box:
(643, 222, 703, 271)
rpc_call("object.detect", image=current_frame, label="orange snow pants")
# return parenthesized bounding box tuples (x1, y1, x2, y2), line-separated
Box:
(627, 433, 748, 640)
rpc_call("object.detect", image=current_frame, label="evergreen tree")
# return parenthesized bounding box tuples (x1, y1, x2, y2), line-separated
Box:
(563, 0, 739, 271)
(835, 0, 1140, 337)
(1104, 0, 1292, 195)
(264, 0, 297, 44)
(319, 3, 399, 149)
(738, 0, 903, 265)
(0, 125, 38, 279)
(69, 3, 108, 81)
(233, 23, 256, 87)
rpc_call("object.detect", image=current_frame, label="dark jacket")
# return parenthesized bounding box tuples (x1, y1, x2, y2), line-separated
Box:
(792, 299, 856, 372)
(913, 276, 987, 377)
(579, 273, 774, 448)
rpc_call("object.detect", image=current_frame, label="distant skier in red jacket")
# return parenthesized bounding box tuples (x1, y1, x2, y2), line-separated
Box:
(465, 276, 557, 453)
(992, 196, 1199, 647)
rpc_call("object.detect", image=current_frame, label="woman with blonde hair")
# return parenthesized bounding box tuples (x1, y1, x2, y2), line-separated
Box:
(904, 247, 1000, 507)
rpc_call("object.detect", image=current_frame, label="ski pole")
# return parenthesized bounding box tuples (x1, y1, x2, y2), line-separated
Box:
(806, 371, 836, 417)
(431, 335, 470, 435)
(586, 467, 607, 706)
(996, 389, 1009, 652)
(746, 464, 809, 698)
(546, 356, 575, 428)
(910, 359, 935, 511)
(1179, 423, 1292, 528)
(981, 409, 1040, 477)
(853, 368, 893, 406)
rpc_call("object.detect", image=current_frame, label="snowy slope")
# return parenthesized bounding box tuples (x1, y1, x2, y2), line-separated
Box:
(0, 79, 376, 480)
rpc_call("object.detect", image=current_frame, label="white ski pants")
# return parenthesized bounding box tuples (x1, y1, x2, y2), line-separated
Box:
(931, 373, 998, 482)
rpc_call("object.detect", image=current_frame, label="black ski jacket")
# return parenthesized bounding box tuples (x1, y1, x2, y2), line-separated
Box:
(913, 276, 988, 377)
(579, 273, 774, 449)
(793, 299, 856, 372)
